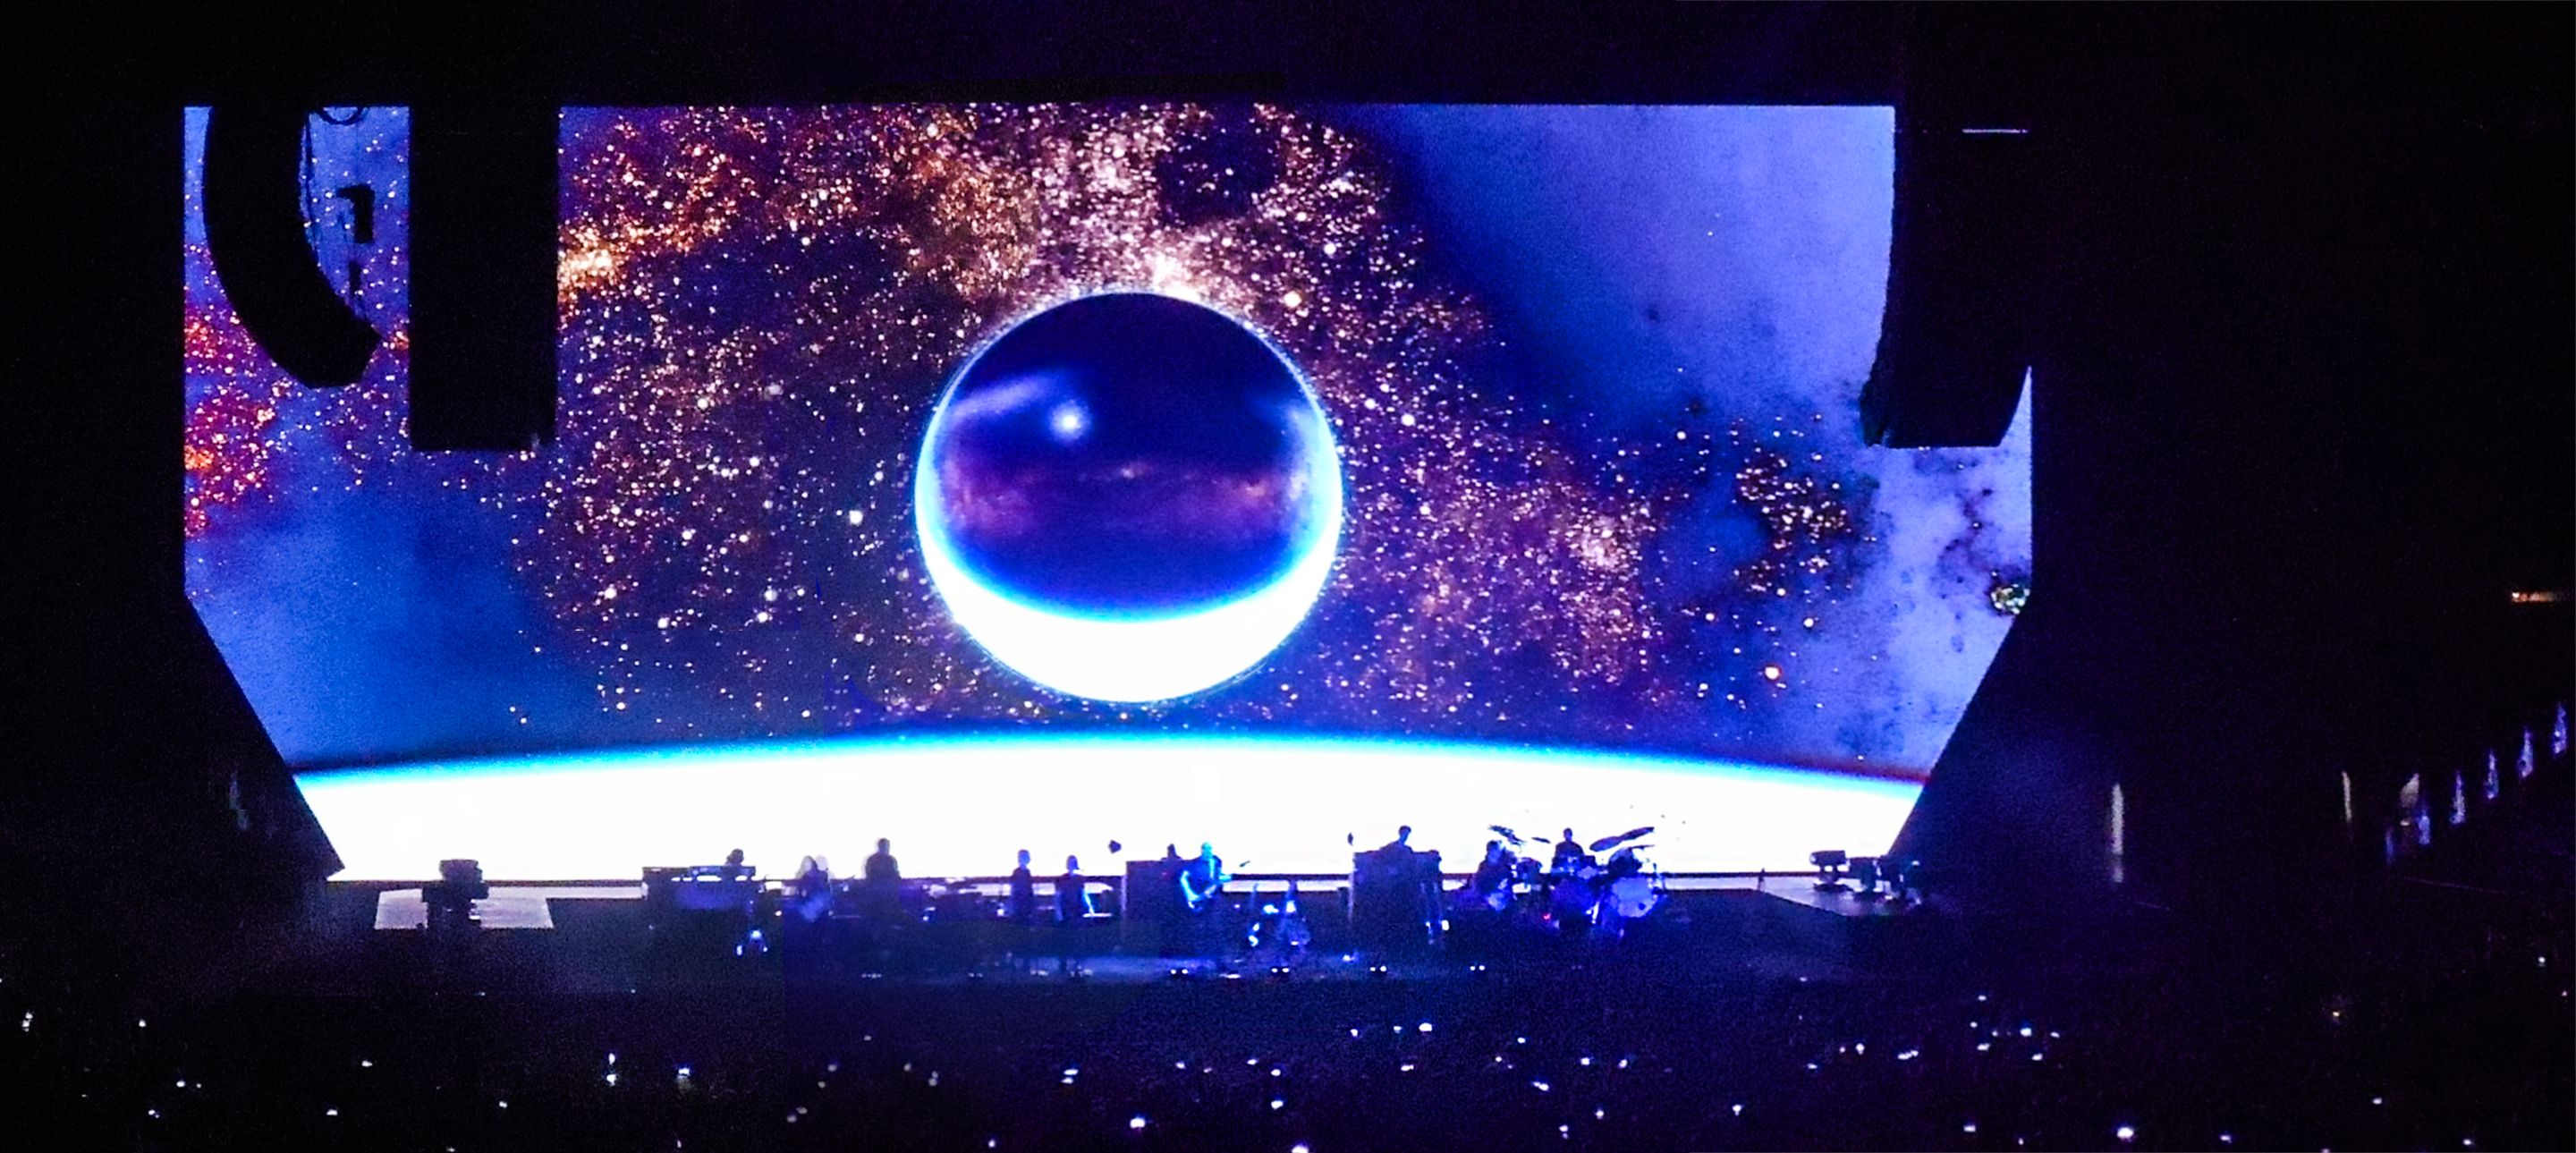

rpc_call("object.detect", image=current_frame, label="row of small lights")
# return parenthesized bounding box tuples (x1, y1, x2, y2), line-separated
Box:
(13, 979, 2502, 1149)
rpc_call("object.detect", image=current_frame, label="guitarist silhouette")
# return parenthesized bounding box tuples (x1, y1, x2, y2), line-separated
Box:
(1178, 842, 1229, 914)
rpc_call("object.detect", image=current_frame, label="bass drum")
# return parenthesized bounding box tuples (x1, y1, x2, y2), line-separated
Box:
(1604, 875, 1662, 920)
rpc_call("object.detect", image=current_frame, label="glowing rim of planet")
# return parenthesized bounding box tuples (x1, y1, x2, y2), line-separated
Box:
(914, 292, 1345, 703)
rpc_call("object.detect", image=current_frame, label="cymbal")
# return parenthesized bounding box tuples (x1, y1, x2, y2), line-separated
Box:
(1589, 827, 1654, 852)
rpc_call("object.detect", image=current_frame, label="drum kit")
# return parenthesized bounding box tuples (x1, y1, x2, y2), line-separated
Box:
(1479, 824, 1669, 939)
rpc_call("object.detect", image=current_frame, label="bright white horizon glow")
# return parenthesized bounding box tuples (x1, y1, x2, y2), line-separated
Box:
(295, 735, 1921, 881)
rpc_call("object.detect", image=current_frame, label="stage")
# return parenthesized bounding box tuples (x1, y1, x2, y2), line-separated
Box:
(285, 870, 1963, 1010)
(292, 735, 1925, 883)
(369, 872, 1921, 934)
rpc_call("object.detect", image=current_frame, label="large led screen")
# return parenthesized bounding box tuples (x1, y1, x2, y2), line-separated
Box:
(184, 104, 2030, 879)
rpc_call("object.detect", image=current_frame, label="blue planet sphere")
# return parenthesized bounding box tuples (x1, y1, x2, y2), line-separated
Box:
(916, 292, 1343, 702)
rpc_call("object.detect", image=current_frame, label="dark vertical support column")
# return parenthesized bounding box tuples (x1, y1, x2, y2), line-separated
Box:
(409, 101, 559, 451)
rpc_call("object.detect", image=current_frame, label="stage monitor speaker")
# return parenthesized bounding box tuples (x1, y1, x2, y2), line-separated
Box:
(201, 106, 382, 389)
(409, 101, 558, 451)
(1860, 112, 2044, 448)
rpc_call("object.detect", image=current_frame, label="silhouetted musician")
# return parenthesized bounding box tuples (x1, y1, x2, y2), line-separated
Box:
(864, 838, 900, 885)
(1055, 856, 1094, 922)
(1551, 828, 1591, 874)
(1053, 856, 1091, 974)
(1469, 840, 1513, 910)
(789, 855, 833, 924)
(1178, 842, 1228, 914)
(1008, 849, 1038, 926)
(860, 837, 903, 923)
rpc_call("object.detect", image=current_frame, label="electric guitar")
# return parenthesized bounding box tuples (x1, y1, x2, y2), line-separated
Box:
(1179, 861, 1233, 913)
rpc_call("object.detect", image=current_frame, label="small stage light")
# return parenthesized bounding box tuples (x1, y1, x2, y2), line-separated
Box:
(1809, 849, 1848, 888)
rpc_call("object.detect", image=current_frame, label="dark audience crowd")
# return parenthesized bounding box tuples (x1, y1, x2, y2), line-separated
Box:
(4, 887, 2564, 1153)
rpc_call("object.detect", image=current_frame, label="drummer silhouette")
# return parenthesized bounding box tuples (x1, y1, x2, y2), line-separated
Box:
(1551, 828, 1590, 873)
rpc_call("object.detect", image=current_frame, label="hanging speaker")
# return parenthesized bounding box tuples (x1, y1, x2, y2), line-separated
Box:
(409, 100, 559, 451)
(201, 106, 381, 388)
(1860, 3, 2047, 453)
(1860, 113, 2040, 448)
